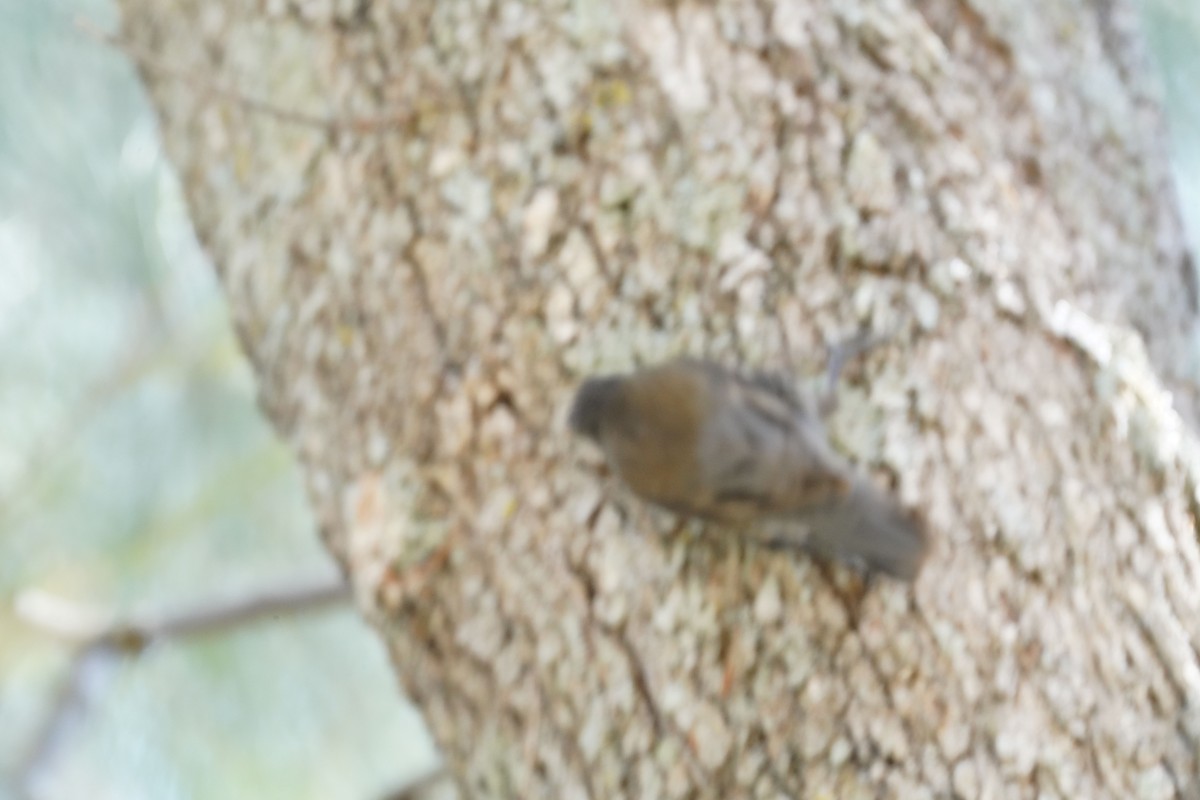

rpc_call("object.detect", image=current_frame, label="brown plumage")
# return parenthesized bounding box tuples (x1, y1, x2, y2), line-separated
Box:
(569, 357, 929, 580)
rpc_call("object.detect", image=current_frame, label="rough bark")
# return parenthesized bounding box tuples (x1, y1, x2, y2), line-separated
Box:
(116, 0, 1200, 796)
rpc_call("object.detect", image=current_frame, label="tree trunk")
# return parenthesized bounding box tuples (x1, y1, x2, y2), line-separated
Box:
(116, 0, 1200, 796)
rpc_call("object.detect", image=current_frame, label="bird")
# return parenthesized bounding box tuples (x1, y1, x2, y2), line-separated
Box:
(568, 347, 928, 581)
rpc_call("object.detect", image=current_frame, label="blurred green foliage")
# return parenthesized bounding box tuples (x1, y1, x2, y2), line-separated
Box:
(1, 0, 1198, 797)
(1143, 0, 1200, 255)
(0, 1, 436, 797)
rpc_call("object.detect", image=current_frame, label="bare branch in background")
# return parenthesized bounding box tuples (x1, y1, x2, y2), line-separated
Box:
(74, 17, 425, 135)
(12, 573, 352, 798)
(377, 765, 455, 800)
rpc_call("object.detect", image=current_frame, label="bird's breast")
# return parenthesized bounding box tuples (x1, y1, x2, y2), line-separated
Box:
(607, 428, 703, 511)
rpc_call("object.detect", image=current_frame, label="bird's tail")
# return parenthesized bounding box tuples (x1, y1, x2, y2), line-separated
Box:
(762, 477, 929, 581)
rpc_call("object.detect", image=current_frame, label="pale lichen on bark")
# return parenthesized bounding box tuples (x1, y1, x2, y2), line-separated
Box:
(118, 0, 1200, 797)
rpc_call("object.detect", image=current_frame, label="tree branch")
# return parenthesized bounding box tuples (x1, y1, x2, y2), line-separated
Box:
(12, 573, 352, 797)
(75, 17, 418, 135)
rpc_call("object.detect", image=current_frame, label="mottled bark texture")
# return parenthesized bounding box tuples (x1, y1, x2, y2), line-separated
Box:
(118, 0, 1200, 796)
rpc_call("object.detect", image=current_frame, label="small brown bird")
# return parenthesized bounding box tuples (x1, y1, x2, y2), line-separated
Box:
(569, 349, 928, 580)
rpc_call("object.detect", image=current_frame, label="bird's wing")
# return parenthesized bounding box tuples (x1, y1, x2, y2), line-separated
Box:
(760, 477, 929, 580)
(687, 365, 928, 580)
(695, 369, 852, 517)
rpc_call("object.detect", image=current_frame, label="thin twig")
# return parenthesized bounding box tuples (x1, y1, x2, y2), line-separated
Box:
(142, 575, 352, 639)
(377, 765, 455, 800)
(13, 573, 352, 796)
(75, 17, 418, 134)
